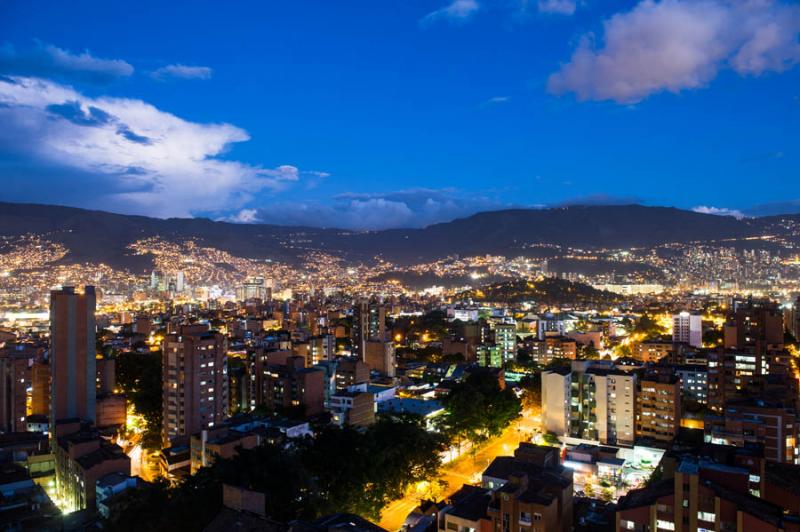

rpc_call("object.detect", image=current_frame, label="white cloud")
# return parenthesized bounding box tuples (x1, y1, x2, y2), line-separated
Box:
(151, 64, 213, 80)
(0, 76, 303, 217)
(421, 0, 480, 26)
(548, 0, 800, 103)
(0, 42, 133, 83)
(692, 205, 746, 219)
(227, 209, 260, 223)
(538, 0, 577, 15)
(246, 188, 516, 230)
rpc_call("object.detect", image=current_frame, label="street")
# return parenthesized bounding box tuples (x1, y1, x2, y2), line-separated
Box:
(378, 409, 541, 531)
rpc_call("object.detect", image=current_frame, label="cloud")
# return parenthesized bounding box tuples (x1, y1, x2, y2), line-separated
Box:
(537, 0, 577, 15)
(691, 205, 746, 219)
(227, 209, 260, 223)
(151, 64, 213, 80)
(0, 76, 305, 217)
(421, 0, 480, 26)
(0, 42, 133, 84)
(547, 0, 800, 103)
(233, 188, 516, 230)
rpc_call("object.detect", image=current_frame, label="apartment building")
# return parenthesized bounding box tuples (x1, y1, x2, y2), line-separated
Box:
(542, 361, 636, 446)
(162, 324, 229, 446)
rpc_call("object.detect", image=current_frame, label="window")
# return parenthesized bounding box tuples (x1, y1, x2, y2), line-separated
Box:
(697, 512, 715, 523)
(620, 520, 635, 530)
(657, 520, 675, 531)
(447, 523, 458, 531)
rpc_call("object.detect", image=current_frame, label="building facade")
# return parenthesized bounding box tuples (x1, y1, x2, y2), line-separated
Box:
(50, 286, 96, 427)
(162, 324, 229, 446)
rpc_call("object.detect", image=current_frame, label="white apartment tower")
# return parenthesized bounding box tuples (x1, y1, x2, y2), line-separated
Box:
(673, 312, 703, 347)
(541, 360, 636, 446)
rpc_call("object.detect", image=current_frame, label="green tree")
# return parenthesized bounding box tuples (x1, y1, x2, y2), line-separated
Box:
(582, 341, 600, 359)
(107, 418, 445, 527)
(437, 370, 521, 445)
(116, 350, 162, 449)
(634, 314, 667, 340)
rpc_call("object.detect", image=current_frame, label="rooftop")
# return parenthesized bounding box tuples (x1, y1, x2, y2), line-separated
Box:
(446, 485, 491, 522)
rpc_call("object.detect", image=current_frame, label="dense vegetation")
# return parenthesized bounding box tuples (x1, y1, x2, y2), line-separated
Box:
(107, 417, 445, 530)
(436, 370, 522, 445)
(457, 278, 622, 306)
(115, 350, 163, 449)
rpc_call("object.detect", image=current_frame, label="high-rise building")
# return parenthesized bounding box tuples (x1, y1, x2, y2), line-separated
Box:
(352, 300, 385, 358)
(530, 336, 578, 365)
(0, 349, 31, 433)
(162, 324, 228, 446)
(672, 312, 703, 347)
(542, 360, 636, 446)
(477, 344, 502, 368)
(724, 302, 784, 351)
(705, 398, 799, 464)
(790, 296, 800, 341)
(334, 357, 370, 388)
(675, 364, 708, 405)
(495, 323, 517, 364)
(309, 335, 335, 365)
(150, 270, 161, 290)
(30, 360, 50, 417)
(254, 356, 324, 418)
(364, 341, 396, 377)
(636, 373, 680, 443)
(706, 347, 791, 412)
(50, 286, 96, 428)
(236, 277, 270, 302)
(542, 367, 571, 436)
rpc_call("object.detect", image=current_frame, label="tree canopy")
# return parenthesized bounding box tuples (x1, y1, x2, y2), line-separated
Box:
(437, 369, 521, 444)
(107, 417, 445, 530)
(115, 350, 162, 449)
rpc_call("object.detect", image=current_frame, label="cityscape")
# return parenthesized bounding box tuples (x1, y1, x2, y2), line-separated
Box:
(1, 1, 800, 531)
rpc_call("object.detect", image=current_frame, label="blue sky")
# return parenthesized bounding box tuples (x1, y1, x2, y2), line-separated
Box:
(0, 0, 798, 229)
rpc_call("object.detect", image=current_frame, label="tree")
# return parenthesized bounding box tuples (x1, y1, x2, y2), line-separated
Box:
(633, 314, 667, 340)
(542, 432, 560, 447)
(582, 341, 600, 359)
(437, 370, 521, 445)
(703, 328, 723, 346)
(544, 357, 571, 371)
(116, 350, 162, 449)
(107, 418, 445, 527)
(519, 374, 541, 412)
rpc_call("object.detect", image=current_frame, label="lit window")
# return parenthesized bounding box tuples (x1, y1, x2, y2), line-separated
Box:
(697, 512, 715, 523)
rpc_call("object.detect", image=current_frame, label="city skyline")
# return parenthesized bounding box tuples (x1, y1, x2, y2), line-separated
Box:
(1, 0, 799, 229)
(3, 3, 800, 530)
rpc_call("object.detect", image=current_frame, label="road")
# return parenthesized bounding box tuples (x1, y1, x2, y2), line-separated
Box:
(378, 409, 542, 531)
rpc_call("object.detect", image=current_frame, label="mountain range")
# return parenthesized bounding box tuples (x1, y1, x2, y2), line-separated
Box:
(0, 202, 797, 271)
